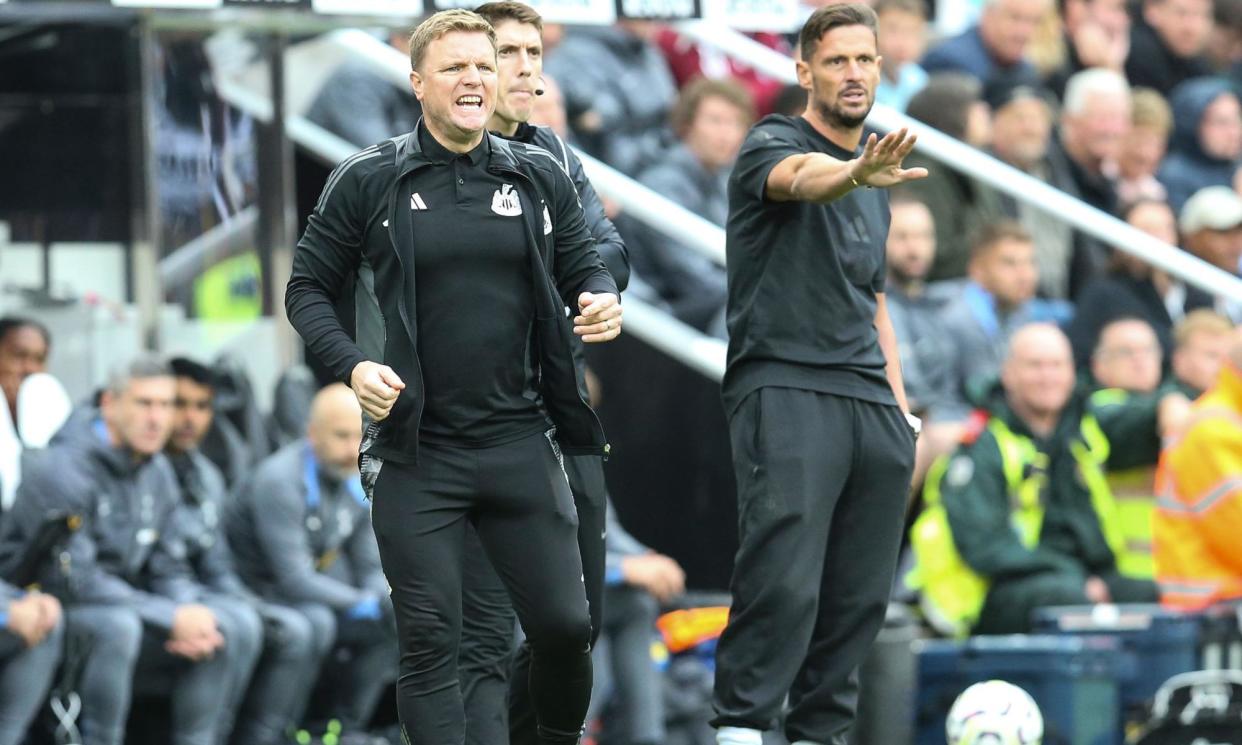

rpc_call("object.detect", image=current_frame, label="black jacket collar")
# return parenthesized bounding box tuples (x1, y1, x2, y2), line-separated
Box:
(397, 118, 521, 178)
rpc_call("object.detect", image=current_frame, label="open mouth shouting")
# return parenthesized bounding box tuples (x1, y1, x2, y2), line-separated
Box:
(456, 94, 484, 109)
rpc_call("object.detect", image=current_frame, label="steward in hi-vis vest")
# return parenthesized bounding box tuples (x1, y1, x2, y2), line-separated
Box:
(909, 325, 1170, 636)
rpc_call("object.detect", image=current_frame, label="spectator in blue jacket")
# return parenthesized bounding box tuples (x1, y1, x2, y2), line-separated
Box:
(1157, 77, 1242, 213)
(937, 221, 1072, 421)
(921, 0, 1046, 86)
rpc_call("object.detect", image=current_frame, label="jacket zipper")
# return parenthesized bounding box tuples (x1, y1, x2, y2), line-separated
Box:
(387, 141, 609, 458)
(505, 167, 609, 458)
(385, 180, 426, 435)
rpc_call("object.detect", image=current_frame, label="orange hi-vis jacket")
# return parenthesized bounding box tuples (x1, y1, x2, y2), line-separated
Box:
(1154, 363, 1242, 609)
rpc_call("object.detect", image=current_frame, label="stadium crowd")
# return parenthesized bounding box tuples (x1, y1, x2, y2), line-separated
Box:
(3, 0, 1242, 742)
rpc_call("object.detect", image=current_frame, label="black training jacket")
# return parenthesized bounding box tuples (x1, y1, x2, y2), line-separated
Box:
(509, 122, 629, 402)
(286, 125, 618, 465)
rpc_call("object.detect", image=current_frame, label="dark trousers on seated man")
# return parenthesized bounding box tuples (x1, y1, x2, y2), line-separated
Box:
(66, 604, 244, 745)
(0, 617, 63, 745)
(974, 570, 1159, 635)
(588, 585, 666, 745)
(294, 600, 397, 733)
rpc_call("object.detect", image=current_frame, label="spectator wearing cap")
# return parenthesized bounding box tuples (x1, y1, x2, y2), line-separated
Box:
(1157, 78, 1242, 212)
(904, 74, 1000, 281)
(1045, 0, 1131, 98)
(1179, 186, 1242, 323)
(875, 0, 930, 111)
(1047, 68, 1131, 292)
(980, 76, 1077, 298)
(1172, 310, 1235, 397)
(1069, 199, 1215, 367)
(1116, 89, 1174, 205)
(1127, 0, 1215, 95)
(921, 0, 1047, 87)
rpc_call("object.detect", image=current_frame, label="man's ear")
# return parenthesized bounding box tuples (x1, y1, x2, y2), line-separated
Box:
(98, 389, 116, 425)
(796, 59, 813, 91)
(409, 70, 425, 101)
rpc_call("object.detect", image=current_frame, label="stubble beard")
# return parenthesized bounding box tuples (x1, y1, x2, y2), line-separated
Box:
(812, 89, 872, 131)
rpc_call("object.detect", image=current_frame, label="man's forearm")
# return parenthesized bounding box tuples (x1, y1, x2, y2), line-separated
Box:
(789, 154, 861, 204)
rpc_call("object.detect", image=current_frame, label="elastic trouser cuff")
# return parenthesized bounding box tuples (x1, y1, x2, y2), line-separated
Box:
(537, 724, 583, 745)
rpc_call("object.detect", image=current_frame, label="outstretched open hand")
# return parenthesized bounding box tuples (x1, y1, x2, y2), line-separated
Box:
(852, 128, 928, 188)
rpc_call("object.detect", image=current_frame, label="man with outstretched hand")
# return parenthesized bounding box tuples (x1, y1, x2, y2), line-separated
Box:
(711, 5, 924, 745)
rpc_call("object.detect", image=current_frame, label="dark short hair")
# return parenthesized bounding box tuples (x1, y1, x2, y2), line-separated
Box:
(970, 220, 1033, 260)
(670, 77, 755, 137)
(0, 316, 51, 349)
(169, 357, 216, 390)
(799, 2, 878, 62)
(873, 0, 925, 18)
(474, 1, 543, 32)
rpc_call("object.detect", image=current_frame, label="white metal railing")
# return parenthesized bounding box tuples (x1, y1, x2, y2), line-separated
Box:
(158, 205, 259, 288)
(674, 21, 1242, 301)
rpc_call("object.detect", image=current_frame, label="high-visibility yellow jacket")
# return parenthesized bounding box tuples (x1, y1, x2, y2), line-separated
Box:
(909, 387, 1166, 636)
(1155, 363, 1242, 609)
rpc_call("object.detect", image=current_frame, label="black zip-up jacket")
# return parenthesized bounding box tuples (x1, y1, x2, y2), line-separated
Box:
(286, 125, 618, 464)
(508, 122, 629, 402)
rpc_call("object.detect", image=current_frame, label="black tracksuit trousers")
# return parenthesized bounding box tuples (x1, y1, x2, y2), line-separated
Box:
(370, 431, 593, 745)
(711, 388, 915, 745)
(459, 454, 608, 745)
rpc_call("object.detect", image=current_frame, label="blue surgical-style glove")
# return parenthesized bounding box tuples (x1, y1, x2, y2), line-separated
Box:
(346, 596, 382, 621)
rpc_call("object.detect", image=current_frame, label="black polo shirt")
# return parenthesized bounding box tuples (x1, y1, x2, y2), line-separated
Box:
(412, 126, 549, 446)
(722, 114, 896, 415)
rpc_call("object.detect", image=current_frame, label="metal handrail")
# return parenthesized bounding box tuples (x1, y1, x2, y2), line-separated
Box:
(673, 21, 1242, 301)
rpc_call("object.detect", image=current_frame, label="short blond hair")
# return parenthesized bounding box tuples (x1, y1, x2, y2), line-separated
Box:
(409, 9, 496, 72)
(1131, 87, 1173, 137)
(1175, 309, 1234, 348)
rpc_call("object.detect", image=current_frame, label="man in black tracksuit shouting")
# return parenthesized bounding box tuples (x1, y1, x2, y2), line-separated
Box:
(284, 10, 623, 745)
(455, 4, 630, 745)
